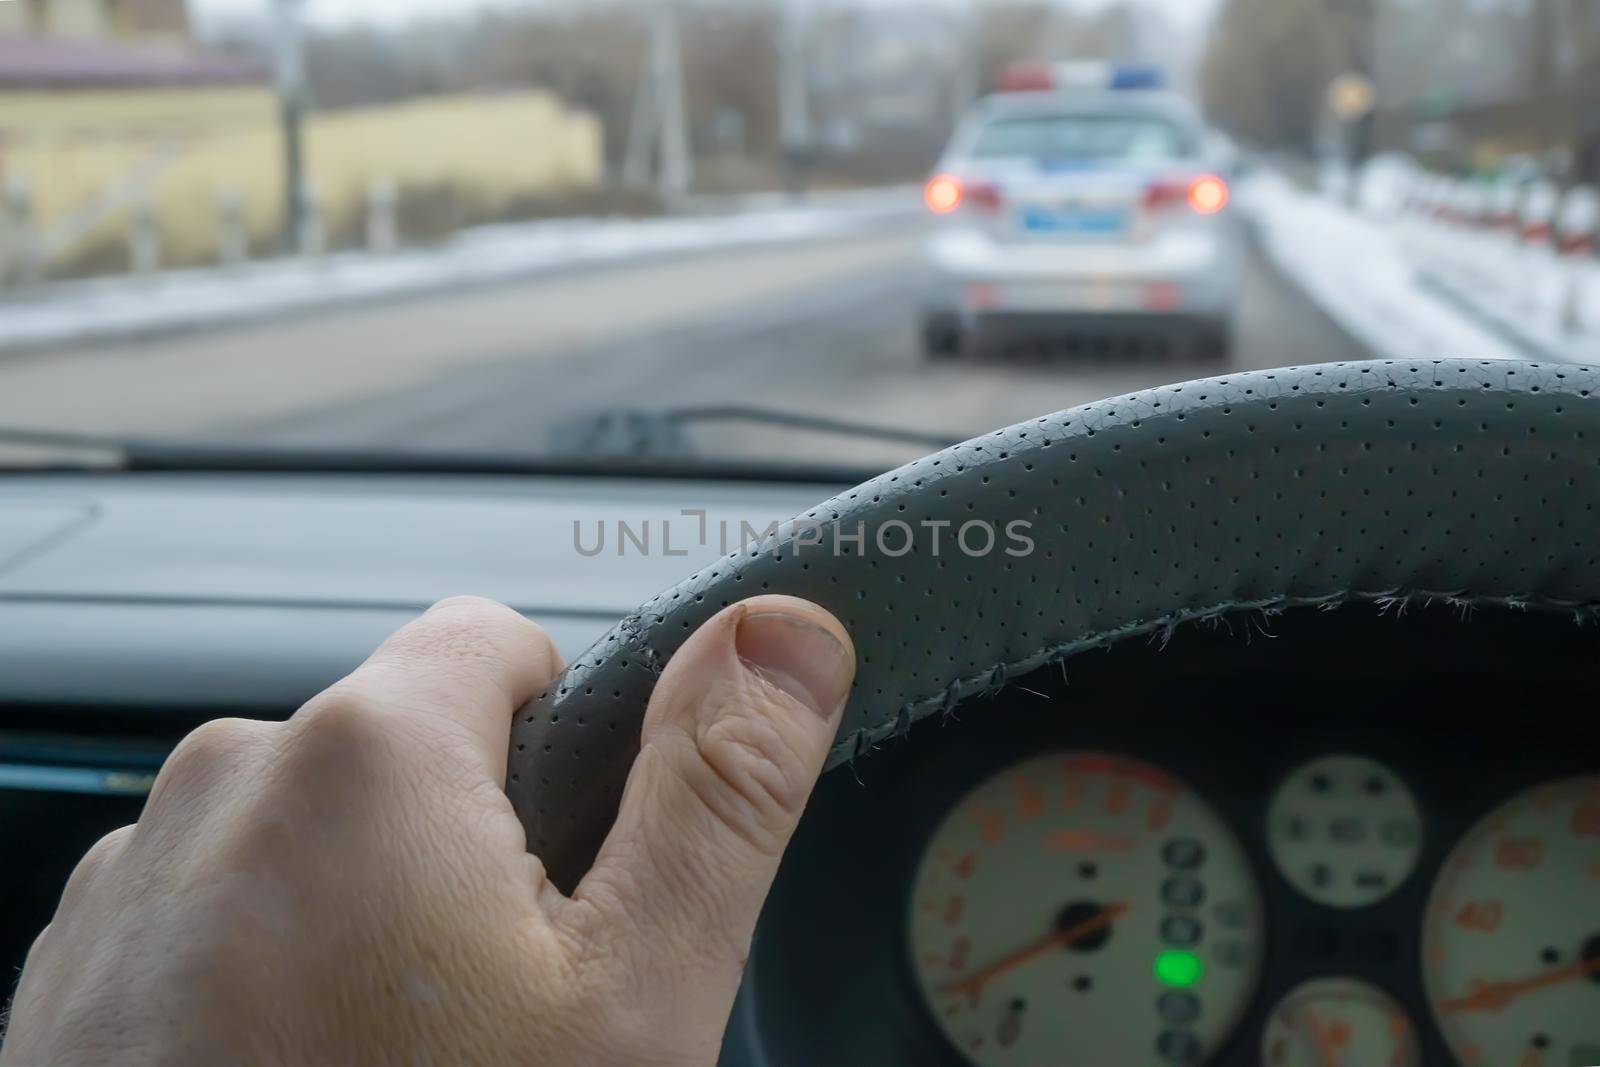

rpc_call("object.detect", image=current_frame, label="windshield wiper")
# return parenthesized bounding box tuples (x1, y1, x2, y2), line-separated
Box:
(0, 422, 893, 484)
(548, 405, 960, 461)
(0, 427, 132, 470)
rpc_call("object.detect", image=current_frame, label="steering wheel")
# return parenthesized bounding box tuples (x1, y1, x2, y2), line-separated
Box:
(506, 358, 1600, 891)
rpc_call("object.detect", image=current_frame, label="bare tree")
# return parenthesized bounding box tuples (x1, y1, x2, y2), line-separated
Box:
(1200, 0, 1336, 149)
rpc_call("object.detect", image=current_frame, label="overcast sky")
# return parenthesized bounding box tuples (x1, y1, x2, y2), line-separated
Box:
(192, 0, 1217, 33)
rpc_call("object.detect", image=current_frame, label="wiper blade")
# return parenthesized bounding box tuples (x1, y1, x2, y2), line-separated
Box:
(549, 405, 960, 460)
(0, 423, 880, 484)
(0, 426, 131, 470)
(0, 426, 287, 471)
(673, 406, 961, 448)
(0, 405, 959, 477)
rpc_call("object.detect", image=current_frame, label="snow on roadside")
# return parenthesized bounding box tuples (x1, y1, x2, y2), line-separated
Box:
(1236, 171, 1526, 363)
(1396, 222, 1600, 364)
(0, 190, 919, 354)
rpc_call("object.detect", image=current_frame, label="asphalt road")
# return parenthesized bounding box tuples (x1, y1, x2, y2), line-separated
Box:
(0, 222, 1369, 471)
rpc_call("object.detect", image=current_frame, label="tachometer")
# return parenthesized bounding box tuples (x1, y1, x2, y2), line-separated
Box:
(907, 752, 1263, 1066)
(1423, 776, 1600, 1067)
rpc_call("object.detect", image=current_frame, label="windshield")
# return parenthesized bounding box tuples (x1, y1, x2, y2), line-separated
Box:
(0, 0, 1589, 473)
(966, 114, 1191, 165)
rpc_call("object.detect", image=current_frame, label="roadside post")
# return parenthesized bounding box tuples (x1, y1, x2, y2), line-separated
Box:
(129, 197, 161, 276)
(272, 0, 310, 255)
(367, 178, 398, 254)
(296, 180, 325, 258)
(217, 190, 249, 268)
(1327, 72, 1377, 208)
(2, 176, 41, 288)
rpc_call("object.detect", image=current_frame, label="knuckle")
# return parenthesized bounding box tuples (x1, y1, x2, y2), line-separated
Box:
(396, 600, 548, 680)
(289, 687, 396, 767)
(427, 593, 504, 617)
(687, 683, 817, 852)
(421, 596, 535, 653)
(69, 824, 134, 885)
(427, 594, 552, 647)
(170, 717, 261, 770)
(151, 718, 268, 803)
(18, 921, 54, 976)
(56, 825, 135, 913)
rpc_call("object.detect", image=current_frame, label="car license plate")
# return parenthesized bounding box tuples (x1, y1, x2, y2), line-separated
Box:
(1003, 280, 1133, 311)
(1018, 204, 1128, 236)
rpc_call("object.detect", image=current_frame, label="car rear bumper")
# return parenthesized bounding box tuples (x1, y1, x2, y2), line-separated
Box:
(961, 311, 1231, 358)
(923, 226, 1242, 321)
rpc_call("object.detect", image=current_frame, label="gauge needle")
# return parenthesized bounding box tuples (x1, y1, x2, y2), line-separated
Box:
(940, 901, 1130, 999)
(1304, 1008, 1339, 1067)
(1438, 955, 1600, 1014)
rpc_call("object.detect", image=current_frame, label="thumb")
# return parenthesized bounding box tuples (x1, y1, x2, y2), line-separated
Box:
(574, 595, 854, 991)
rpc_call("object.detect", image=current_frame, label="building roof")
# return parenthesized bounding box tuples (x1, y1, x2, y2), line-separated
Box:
(0, 35, 269, 89)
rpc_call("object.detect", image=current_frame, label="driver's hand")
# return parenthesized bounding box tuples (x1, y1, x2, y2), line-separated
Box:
(0, 594, 854, 1067)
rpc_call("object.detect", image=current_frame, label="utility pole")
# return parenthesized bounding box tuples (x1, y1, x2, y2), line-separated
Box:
(623, 6, 692, 204)
(271, 0, 309, 253)
(1336, 0, 1379, 168)
(951, 0, 980, 127)
(653, 4, 691, 202)
(622, 56, 654, 189)
(779, 0, 811, 192)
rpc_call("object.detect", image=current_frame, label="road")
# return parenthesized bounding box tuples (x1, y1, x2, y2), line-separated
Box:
(0, 222, 1369, 471)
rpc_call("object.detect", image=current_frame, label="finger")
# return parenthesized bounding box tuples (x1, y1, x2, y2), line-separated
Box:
(576, 595, 854, 979)
(301, 596, 564, 782)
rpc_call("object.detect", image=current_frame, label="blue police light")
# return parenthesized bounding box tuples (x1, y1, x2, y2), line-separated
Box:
(1108, 64, 1167, 91)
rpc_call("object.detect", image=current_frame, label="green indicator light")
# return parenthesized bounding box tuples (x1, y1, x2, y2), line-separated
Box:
(1154, 950, 1203, 988)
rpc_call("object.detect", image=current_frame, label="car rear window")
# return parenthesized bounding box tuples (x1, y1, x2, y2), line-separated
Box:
(966, 113, 1192, 165)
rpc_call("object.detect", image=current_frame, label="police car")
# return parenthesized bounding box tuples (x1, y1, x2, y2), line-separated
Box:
(920, 62, 1243, 361)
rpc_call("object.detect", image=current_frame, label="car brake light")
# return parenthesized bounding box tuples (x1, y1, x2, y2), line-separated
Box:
(966, 182, 1004, 213)
(1144, 175, 1230, 215)
(1188, 174, 1229, 214)
(925, 174, 963, 214)
(925, 175, 1003, 215)
(1143, 179, 1187, 211)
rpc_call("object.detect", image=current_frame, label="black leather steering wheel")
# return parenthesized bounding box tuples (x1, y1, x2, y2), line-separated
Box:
(507, 358, 1600, 891)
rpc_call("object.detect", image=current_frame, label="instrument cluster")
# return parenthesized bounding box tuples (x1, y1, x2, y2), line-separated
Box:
(906, 750, 1597, 1067)
(734, 669, 1600, 1067)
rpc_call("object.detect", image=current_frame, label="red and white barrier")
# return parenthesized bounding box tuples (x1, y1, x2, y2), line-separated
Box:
(1557, 186, 1598, 258)
(1486, 177, 1523, 232)
(1380, 158, 1599, 361)
(1518, 181, 1560, 247)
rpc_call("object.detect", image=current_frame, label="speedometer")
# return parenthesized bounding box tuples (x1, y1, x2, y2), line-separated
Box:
(907, 752, 1263, 1066)
(1423, 776, 1600, 1067)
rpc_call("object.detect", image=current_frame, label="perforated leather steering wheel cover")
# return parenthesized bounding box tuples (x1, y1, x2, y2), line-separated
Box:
(508, 359, 1600, 891)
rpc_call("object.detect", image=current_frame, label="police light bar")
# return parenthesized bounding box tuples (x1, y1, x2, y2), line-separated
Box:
(998, 61, 1167, 94)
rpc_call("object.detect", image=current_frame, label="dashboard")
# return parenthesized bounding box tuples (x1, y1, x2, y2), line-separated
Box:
(729, 607, 1600, 1067)
(2, 474, 1599, 1066)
